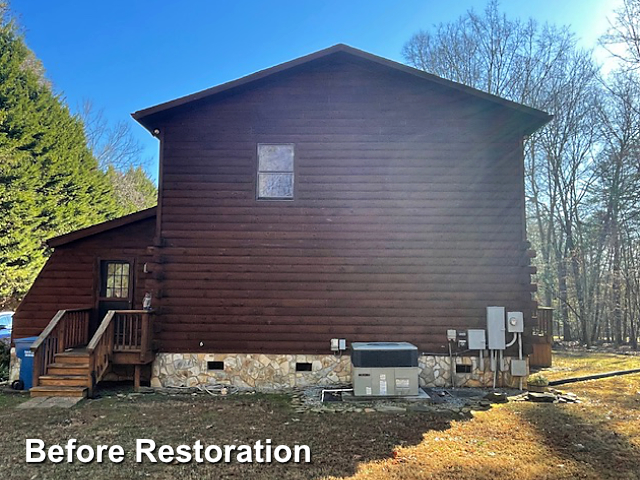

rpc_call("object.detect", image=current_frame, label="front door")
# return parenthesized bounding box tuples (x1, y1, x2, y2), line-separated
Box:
(96, 260, 133, 331)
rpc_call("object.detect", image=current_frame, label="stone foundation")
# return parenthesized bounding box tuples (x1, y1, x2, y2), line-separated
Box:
(418, 354, 528, 388)
(151, 353, 528, 390)
(151, 353, 352, 390)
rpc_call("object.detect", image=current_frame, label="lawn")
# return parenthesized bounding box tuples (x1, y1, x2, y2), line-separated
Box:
(541, 350, 640, 381)
(1, 351, 639, 480)
(332, 352, 640, 480)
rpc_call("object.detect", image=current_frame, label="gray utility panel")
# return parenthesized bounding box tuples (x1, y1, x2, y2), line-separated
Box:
(486, 306, 506, 350)
(468, 329, 487, 350)
(351, 342, 420, 396)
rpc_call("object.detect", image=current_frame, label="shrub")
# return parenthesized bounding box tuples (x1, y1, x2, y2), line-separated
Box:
(0, 341, 10, 381)
(527, 373, 549, 386)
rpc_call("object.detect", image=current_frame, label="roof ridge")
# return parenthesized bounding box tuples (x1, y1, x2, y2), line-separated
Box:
(132, 44, 551, 134)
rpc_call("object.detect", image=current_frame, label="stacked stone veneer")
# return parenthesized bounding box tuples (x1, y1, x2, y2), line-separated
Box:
(151, 353, 528, 390)
(151, 353, 352, 390)
(419, 354, 527, 388)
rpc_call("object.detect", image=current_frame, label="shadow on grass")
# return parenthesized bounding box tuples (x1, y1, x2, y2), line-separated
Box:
(1, 391, 459, 480)
(520, 403, 640, 479)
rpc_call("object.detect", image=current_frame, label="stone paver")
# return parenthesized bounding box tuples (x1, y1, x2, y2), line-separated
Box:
(16, 396, 83, 409)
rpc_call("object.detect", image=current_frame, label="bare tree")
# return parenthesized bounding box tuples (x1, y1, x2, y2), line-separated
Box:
(402, 0, 575, 107)
(601, 0, 640, 70)
(403, 0, 602, 344)
(79, 99, 148, 171)
(594, 70, 640, 344)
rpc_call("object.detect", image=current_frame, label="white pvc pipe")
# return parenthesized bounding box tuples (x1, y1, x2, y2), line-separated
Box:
(518, 333, 524, 390)
(449, 342, 456, 388)
(518, 333, 523, 360)
(492, 350, 497, 389)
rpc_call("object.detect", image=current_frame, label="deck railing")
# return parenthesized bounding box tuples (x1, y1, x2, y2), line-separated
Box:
(31, 308, 92, 389)
(113, 310, 152, 352)
(531, 307, 554, 368)
(86, 310, 154, 391)
(533, 307, 554, 340)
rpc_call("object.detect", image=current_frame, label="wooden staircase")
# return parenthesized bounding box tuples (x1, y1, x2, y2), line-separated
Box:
(30, 349, 91, 398)
(30, 308, 154, 398)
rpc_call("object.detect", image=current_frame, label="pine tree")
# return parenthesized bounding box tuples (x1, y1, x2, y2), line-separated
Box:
(0, 8, 120, 307)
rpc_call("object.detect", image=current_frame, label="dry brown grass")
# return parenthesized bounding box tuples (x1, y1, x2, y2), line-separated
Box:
(542, 351, 640, 381)
(329, 351, 640, 480)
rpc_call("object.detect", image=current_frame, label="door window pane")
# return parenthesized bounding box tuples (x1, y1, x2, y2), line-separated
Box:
(102, 262, 130, 298)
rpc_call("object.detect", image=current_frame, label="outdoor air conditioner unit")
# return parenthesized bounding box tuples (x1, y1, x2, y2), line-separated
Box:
(351, 342, 420, 396)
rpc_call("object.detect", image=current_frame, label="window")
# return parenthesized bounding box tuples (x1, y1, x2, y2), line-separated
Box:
(257, 144, 294, 199)
(101, 261, 130, 299)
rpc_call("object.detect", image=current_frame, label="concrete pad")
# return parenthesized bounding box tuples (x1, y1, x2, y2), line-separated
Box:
(16, 396, 83, 409)
(16, 397, 49, 409)
(342, 388, 432, 403)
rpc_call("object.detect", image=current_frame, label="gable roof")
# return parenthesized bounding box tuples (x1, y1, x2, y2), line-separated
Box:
(47, 207, 157, 248)
(132, 43, 551, 134)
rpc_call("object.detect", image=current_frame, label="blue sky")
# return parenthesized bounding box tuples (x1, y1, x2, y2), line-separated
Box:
(11, 1, 620, 181)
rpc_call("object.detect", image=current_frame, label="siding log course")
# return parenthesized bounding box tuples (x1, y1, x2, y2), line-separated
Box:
(147, 55, 537, 354)
(12, 218, 155, 339)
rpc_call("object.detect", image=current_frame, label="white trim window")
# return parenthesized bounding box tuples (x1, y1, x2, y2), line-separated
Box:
(257, 144, 294, 199)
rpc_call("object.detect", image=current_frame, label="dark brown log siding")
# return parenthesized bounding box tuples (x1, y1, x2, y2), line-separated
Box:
(151, 56, 535, 354)
(12, 218, 155, 340)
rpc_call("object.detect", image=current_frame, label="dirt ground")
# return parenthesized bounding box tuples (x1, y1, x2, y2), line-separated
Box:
(0, 351, 639, 480)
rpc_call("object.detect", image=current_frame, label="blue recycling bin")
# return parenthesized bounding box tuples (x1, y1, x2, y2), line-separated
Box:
(14, 336, 39, 390)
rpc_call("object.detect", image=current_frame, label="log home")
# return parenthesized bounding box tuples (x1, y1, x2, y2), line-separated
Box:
(10, 45, 551, 396)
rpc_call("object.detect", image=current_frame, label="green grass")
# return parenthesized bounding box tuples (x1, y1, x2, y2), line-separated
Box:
(0, 390, 453, 480)
(0, 390, 29, 408)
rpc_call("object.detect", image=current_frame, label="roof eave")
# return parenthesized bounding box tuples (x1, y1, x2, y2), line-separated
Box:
(47, 207, 157, 248)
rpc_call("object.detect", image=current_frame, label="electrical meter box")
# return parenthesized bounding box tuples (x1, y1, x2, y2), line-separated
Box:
(468, 329, 486, 350)
(487, 306, 506, 350)
(351, 342, 420, 396)
(507, 311, 524, 333)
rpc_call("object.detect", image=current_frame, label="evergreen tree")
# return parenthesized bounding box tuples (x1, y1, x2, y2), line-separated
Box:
(0, 8, 120, 307)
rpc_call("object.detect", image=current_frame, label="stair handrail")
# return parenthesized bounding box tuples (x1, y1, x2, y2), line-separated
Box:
(86, 310, 116, 352)
(30, 307, 92, 390)
(86, 310, 116, 391)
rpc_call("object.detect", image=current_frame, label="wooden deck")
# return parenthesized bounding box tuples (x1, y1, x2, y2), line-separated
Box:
(530, 307, 553, 368)
(30, 308, 154, 397)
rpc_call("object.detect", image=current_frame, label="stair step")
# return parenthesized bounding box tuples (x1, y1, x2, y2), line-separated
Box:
(55, 351, 90, 364)
(39, 375, 89, 387)
(30, 386, 88, 398)
(47, 363, 90, 376)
